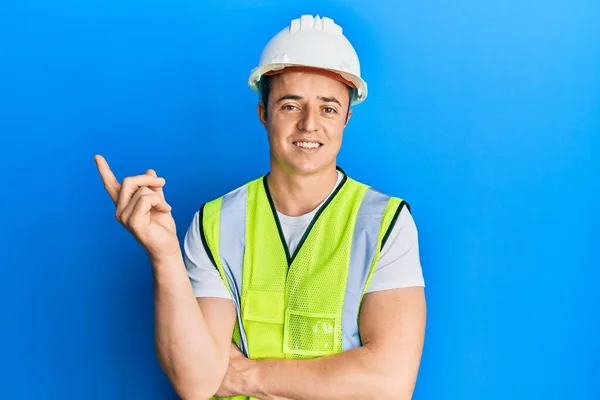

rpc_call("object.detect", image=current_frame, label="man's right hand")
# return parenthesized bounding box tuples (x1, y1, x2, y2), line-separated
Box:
(94, 154, 179, 262)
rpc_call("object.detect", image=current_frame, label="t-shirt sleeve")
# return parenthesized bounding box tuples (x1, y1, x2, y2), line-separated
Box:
(183, 210, 232, 299)
(365, 205, 425, 293)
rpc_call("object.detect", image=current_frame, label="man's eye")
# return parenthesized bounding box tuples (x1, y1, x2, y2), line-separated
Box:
(323, 107, 337, 114)
(283, 105, 298, 111)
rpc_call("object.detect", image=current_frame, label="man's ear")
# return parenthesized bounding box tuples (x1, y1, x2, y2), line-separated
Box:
(345, 108, 353, 127)
(257, 102, 268, 127)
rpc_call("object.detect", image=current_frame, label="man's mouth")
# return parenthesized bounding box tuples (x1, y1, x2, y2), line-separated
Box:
(293, 141, 322, 149)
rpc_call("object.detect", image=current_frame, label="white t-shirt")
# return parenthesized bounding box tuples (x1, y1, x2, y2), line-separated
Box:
(183, 171, 425, 298)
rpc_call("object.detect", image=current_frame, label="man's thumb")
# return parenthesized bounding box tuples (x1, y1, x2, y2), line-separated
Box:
(146, 169, 158, 177)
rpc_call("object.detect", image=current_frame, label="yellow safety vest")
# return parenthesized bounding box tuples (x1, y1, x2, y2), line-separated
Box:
(200, 169, 407, 399)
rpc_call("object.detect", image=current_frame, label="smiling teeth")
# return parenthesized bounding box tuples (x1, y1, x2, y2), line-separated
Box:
(295, 141, 320, 149)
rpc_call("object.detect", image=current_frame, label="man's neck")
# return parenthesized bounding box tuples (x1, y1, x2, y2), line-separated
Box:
(266, 164, 340, 217)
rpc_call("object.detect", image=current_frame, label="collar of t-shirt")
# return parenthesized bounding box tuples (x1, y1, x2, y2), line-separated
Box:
(276, 170, 344, 227)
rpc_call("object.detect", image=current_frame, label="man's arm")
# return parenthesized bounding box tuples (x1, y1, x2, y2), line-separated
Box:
(93, 157, 236, 400)
(153, 253, 236, 400)
(153, 208, 236, 399)
(244, 286, 426, 400)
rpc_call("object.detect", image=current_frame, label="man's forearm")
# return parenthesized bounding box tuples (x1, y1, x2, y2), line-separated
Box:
(152, 252, 226, 399)
(247, 345, 414, 400)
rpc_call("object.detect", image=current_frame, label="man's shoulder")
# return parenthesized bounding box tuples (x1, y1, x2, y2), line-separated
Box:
(346, 175, 409, 208)
(201, 175, 264, 216)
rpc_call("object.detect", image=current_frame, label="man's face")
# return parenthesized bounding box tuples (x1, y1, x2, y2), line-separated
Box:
(258, 71, 352, 176)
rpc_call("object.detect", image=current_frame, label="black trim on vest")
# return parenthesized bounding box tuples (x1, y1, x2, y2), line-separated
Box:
(263, 178, 292, 264)
(263, 166, 348, 267)
(198, 203, 219, 271)
(380, 200, 409, 251)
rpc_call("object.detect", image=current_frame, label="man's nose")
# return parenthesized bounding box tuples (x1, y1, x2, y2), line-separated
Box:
(297, 106, 320, 132)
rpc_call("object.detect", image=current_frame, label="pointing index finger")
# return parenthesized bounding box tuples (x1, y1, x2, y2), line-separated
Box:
(94, 154, 121, 204)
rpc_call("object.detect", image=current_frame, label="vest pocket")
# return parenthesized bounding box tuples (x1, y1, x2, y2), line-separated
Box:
(243, 290, 285, 324)
(283, 309, 340, 357)
(242, 290, 285, 359)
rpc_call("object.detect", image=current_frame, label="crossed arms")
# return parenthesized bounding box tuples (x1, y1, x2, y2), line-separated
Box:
(153, 253, 426, 400)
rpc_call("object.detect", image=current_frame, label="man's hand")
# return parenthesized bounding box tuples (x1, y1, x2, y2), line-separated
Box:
(215, 343, 257, 398)
(94, 154, 179, 262)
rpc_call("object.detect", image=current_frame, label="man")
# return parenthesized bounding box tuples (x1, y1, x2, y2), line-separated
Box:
(96, 14, 426, 400)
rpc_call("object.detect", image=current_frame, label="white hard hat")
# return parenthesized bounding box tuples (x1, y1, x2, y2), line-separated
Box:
(248, 15, 368, 105)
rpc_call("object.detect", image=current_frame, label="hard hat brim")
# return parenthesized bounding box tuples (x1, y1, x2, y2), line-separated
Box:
(248, 63, 368, 106)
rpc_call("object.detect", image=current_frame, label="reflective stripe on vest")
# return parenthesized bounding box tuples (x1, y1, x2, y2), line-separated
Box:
(199, 185, 251, 357)
(217, 184, 250, 356)
(342, 186, 392, 350)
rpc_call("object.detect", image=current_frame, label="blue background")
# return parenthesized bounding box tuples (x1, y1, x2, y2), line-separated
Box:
(1, 0, 598, 398)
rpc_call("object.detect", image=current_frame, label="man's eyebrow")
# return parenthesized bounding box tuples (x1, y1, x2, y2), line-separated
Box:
(318, 96, 342, 106)
(274, 94, 303, 104)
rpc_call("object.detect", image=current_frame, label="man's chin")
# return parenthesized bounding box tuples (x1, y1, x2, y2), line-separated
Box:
(288, 161, 335, 177)
(271, 153, 336, 177)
